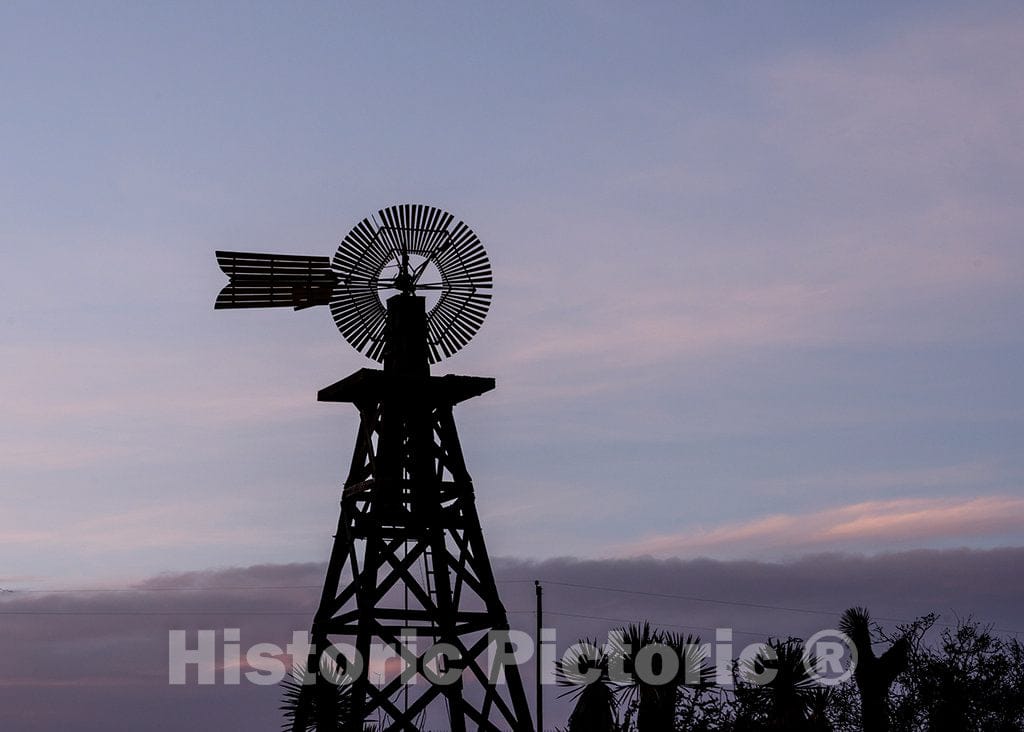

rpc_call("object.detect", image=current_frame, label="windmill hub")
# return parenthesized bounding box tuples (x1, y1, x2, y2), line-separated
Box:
(392, 271, 413, 293)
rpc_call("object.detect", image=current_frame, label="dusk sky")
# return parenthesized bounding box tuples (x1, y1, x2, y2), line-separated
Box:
(2, 2, 1024, 729)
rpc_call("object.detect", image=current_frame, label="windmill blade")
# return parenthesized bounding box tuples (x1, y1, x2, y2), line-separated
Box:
(215, 251, 336, 310)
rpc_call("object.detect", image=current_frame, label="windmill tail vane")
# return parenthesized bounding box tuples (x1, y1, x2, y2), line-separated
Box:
(215, 250, 336, 311)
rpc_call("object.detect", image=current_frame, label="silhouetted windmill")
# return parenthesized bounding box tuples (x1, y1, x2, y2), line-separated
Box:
(216, 204, 532, 731)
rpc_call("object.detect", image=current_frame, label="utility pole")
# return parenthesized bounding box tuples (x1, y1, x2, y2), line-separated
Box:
(536, 579, 543, 732)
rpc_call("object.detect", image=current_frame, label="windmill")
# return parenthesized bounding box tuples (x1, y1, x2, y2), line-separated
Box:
(216, 204, 533, 731)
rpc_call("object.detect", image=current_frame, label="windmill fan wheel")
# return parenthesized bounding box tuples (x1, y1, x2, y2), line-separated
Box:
(329, 204, 492, 364)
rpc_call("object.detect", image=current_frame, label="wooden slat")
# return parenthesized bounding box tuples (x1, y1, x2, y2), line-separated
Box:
(214, 250, 336, 310)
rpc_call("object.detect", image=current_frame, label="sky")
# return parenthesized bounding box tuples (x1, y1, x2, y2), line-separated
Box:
(2, 1, 1023, 728)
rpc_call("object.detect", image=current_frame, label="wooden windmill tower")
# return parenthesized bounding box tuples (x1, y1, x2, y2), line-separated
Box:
(215, 204, 533, 731)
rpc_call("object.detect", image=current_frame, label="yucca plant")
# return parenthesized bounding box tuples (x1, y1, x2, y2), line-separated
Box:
(839, 606, 907, 732)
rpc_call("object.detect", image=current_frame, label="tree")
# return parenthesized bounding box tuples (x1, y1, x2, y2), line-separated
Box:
(553, 611, 1024, 732)
(911, 618, 1023, 732)
(855, 612, 1024, 732)
(673, 685, 737, 732)
(839, 607, 908, 732)
(613, 624, 712, 731)
(555, 623, 713, 732)
(555, 638, 620, 732)
(733, 637, 832, 732)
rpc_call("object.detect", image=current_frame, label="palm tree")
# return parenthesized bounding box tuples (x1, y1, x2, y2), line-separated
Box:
(839, 607, 907, 732)
(805, 687, 835, 732)
(555, 638, 619, 732)
(614, 623, 713, 731)
(555, 624, 712, 732)
(616, 622, 676, 730)
(734, 637, 825, 731)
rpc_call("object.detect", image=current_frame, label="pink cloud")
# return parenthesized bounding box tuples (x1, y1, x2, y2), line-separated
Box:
(619, 495, 1024, 558)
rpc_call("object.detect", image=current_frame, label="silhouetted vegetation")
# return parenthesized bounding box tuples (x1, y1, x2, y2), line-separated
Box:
(732, 637, 833, 731)
(840, 607, 907, 732)
(280, 661, 376, 732)
(881, 614, 1024, 732)
(556, 609, 1024, 732)
(279, 607, 1022, 731)
(554, 639, 619, 732)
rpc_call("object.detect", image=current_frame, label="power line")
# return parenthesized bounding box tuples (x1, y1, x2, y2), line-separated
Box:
(500, 578, 855, 618)
(498, 578, 1024, 637)
(508, 609, 773, 639)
